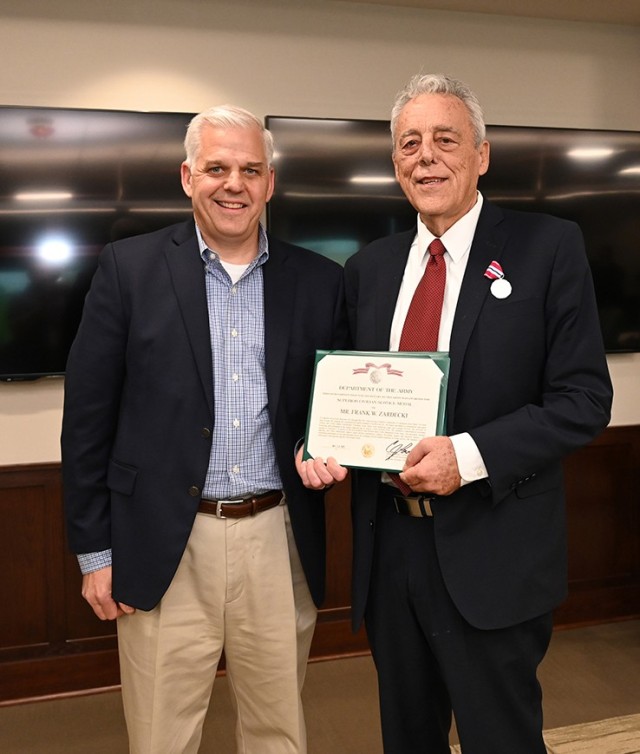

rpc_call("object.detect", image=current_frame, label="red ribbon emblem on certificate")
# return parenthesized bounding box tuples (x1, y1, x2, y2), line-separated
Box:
(352, 362, 404, 377)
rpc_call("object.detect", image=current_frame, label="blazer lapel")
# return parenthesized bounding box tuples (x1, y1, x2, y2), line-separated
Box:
(263, 237, 296, 425)
(374, 230, 415, 349)
(447, 201, 507, 421)
(164, 222, 214, 414)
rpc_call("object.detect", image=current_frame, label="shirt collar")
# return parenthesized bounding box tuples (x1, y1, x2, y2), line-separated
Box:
(195, 222, 270, 268)
(416, 191, 484, 263)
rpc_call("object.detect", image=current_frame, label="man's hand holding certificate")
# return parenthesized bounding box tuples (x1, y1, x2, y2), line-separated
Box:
(303, 350, 449, 473)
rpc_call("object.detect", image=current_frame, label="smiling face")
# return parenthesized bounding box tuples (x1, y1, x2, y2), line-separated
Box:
(180, 123, 275, 261)
(392, 93, 490, 237)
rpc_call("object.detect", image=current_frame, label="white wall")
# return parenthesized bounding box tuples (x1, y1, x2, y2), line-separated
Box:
(1, 0, 639, 464)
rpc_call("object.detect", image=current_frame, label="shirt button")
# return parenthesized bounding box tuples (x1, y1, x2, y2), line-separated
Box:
(232, 465, 240, 474)
(232, 373, 239, 382)
(231, 328, 238, 337)
(233, 419, 240, 428)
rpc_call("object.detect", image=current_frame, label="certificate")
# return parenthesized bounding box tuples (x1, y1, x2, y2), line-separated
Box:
(304, 350, 449, 472)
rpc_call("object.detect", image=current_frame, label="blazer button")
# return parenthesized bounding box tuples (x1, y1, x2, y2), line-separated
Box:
(188, 486, 201, 497)
(201, 427, 211, 438)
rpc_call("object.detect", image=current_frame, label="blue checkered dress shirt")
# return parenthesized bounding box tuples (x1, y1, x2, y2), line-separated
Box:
(77, 223, 282, 574)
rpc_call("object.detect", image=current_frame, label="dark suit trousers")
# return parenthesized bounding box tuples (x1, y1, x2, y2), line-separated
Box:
(365, 484, 553, 754)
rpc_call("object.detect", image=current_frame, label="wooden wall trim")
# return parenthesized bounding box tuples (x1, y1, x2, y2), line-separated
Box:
(555, 424, 640, 626)
(1, 425, 638, 703)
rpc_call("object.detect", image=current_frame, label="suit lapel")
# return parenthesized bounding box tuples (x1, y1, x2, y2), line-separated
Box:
(374, 230, 415, 349)
(164, 222, 214, 414)
(447, 201, 507, 421)
(263, 237, 296, 425)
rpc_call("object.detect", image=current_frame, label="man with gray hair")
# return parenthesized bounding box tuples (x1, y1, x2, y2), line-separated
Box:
(299, 74, 612, 752)
(62, 104, 348, 753)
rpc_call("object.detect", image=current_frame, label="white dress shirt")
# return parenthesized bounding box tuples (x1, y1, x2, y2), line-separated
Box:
(389, 192, 488, 486)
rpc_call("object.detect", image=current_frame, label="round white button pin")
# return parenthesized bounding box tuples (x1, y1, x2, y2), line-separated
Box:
(491, 278, 512, 299)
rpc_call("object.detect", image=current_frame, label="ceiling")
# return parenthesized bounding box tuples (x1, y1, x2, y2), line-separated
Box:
(343, 0, 640, 26)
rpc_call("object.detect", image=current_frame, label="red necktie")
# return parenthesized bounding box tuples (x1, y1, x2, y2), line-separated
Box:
(399, 238, 447, 352)
(390, 238, 447, 494)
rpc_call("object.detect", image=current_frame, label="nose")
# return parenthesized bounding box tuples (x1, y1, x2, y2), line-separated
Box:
(223, 170, 243, 192)
(418, 139, 436, 165)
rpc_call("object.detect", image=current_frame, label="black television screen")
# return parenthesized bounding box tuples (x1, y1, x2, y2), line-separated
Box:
(266, 116, 640, 353)
(0, 105, 194, 380)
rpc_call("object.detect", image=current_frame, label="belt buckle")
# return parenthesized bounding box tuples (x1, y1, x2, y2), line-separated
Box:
(393, 494, 434, 517)
(418, 496, 433, 517)
(215, 498, 243, 519)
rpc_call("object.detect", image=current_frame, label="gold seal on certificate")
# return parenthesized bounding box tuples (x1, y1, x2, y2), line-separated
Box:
(304, 350, 449, 472)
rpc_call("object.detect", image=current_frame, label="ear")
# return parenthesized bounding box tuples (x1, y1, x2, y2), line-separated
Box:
(180, 162, 193, 198)
(266, 166, 275, 203)
(392, 153, 401, 182)
(478, 140, 490, 177)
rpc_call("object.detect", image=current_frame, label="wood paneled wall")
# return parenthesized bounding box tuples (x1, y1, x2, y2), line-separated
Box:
(1, 425, 638, 704)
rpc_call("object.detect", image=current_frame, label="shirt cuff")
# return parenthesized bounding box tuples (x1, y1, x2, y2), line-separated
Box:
(77, 549, 112, 575)
(450, 432, 488, 486)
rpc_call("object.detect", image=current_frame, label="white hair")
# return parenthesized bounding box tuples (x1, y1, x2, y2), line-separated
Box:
(183, 104, 274, 167)
(390, 73, 486, 149)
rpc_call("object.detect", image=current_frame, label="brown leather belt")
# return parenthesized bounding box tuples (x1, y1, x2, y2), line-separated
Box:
(198, 491, 282, 519)
(393, 494, 434, 518)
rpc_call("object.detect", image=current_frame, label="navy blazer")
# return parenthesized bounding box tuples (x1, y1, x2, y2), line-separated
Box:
(62, 220, 349, 610)
(344, 200, 612, 631)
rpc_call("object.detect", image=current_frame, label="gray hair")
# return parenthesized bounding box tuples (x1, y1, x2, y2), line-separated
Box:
(183, 104, 274, 167)
(390, 73, 486, 149)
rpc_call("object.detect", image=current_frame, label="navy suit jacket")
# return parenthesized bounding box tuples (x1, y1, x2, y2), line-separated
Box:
(62, 220, 348, 611)
(344, 200, 612, 631)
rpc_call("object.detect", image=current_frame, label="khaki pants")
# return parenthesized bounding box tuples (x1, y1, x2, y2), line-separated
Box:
(117, 500, 317, 754)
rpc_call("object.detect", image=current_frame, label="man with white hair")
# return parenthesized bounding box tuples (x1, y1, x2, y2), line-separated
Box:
(299, 74, 612, 753)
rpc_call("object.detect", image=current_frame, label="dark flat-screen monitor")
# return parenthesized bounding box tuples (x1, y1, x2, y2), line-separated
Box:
(266, 116, 640, 353)
(0, 105, 194, 380)
(1, 109, 638, 381)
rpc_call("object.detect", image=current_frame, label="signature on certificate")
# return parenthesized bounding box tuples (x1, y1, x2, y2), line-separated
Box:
(385, 440, 413, 461)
